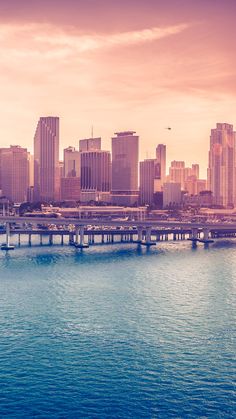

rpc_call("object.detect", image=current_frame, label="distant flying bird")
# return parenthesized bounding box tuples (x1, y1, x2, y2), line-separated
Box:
(165, 127, 172, 130)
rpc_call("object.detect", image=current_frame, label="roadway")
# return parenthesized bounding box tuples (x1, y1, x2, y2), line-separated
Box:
(1, 215, 236, 232)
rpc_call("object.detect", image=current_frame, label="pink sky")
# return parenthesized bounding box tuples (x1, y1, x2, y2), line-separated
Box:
(0, 0, 236, 177)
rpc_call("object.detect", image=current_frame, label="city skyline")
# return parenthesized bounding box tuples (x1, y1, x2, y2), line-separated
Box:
(1, 116, 233, 209)
(0, 0, 236, 176)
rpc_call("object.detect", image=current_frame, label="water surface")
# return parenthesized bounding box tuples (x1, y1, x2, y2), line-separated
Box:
(0, 240, 235, 418)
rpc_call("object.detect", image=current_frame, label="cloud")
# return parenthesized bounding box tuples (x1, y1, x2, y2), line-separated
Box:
(0, 22, 189, 59)
(34, 23, 189, 52)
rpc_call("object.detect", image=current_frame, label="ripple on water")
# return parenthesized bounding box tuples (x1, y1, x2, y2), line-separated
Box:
(0, 241, 235, 418)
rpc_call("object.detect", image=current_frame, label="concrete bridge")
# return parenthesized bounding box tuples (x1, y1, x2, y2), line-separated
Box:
(1, 215, 236, 250)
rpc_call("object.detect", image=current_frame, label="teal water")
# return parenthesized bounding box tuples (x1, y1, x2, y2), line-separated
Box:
(0, 240, 235, 418)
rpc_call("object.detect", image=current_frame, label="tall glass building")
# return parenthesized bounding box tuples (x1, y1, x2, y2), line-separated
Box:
(111, 131, 139, 205)
(34, 116, 60, 202)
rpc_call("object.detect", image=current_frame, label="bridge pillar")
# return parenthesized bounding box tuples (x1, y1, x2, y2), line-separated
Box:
(137, 227, 142, 242)
(146, 227, 151, 244)
(191, 228, 198, 240)
(1, 222, 14, 250)
(6, 223, 10, 247)
(142, 227, 156, 246)
(203, 228, 209, 241)
(75, 226, 79, 245)
(202, 228, 214, 244)
(69, 233, 74, 245)
(74, 225, 88, 248)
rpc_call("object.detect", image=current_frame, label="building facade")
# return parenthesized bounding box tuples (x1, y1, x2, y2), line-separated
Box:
(34, 116, 60, 202)
(79, 137, 101, 152)
(111, 131, 139, 205)
(163, 182, 181, 208)
(156, 144, 166, 186)
(64, 146, 81, 178)
(0, 146, 29, 202)
(139, 159, 161, 205)
(207, 123, 236, 207)
(169, 161, 186, 189)
(61, 177, 81, 201)
(80, 150, 111, 192)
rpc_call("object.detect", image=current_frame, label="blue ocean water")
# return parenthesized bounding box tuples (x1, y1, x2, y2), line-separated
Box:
(0, 239, 235, 418)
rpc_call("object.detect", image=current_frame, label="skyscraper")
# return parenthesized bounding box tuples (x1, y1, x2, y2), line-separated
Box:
(207, 123, 236, 207)
(139, 159, 160, 205)
(34, 116, 60, 202)
(80, 150, 111, 192)
(79, 137, 101, 152)
(169, 161, 186, 189)
(64, 146, 81, 177)
(163, 182, 181, 208)
(1, 146, 29, 202)
(0, 148, 10, 194)
(61, 177, 81, 201)
(191, 164, 199, 179)
(156, 144, 166, 185)
(111, 131, 139, 205)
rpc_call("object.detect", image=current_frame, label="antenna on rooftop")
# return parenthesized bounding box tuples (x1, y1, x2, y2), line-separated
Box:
(91, 125, 94, 138)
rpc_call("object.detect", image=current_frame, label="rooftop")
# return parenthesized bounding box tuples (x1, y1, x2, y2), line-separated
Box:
(114, 131, 136, 137)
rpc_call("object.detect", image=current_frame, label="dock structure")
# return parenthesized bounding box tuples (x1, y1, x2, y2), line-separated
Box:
(1, 215, 236, 250)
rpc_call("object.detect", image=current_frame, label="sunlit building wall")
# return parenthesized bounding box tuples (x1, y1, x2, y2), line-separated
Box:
(1, 145, 29, 202)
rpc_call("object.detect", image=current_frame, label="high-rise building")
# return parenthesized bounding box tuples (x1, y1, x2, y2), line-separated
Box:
(64, 146, 81, 177)
(61, 177, 81, 201)
(111, 131, 139, 205)
(163, 182, 181, 208)
(169, 161, 186, 189)
(61, 146, 81, 201)
(80, 150, 111, 192)
(139, 159, 160, 205)
(0, 148, 10, 195)
(191, 164, 199, 179)
(196, 179, 207, 194)
(59, 161, 64, 179)
(34, 116, 60, 202)
(207, 123, 236, 207)
(79, 137, 101, 152)
(169, 160, 199, 190)
(156, 144, 166, 185)
(28, 153, 34, 188)
(1, 146, 29, 202)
